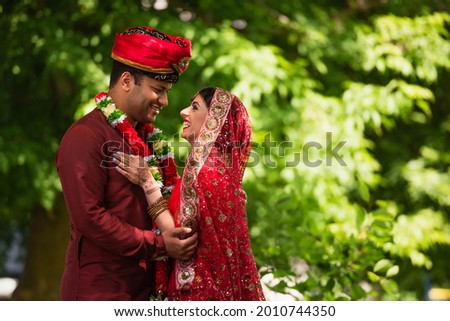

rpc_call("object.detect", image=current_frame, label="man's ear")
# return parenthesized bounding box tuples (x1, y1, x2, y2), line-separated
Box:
(119, 71, 133, 91)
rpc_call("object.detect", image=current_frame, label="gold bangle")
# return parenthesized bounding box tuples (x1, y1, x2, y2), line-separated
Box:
(151, 205, 167, 221)
(149, 205, 167, 221)
(147, 196, 166, 212)
(147, 196, 168, 220)
(145, 186, 160, 195)
(149, 201, 166, 216)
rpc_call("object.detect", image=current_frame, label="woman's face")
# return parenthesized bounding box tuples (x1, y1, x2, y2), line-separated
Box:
(180, 93, 209, 145)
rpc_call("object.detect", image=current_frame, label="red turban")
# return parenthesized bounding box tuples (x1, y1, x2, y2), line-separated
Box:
(111, 26, 191, 83)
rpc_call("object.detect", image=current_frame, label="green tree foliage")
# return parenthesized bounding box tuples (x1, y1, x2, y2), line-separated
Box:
(1, 0, 449, 300)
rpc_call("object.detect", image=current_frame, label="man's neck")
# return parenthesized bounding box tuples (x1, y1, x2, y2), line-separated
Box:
(127, 117, 138, 128)
(107, 90, 138, 128)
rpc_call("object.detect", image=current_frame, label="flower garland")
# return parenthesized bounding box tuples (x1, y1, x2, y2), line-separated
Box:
(95, 91, 177, 300)
(95, 92, 178, 195)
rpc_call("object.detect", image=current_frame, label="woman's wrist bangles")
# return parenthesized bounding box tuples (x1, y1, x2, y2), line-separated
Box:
(145, 185, 160, 196)
(147, 196, 168, 221)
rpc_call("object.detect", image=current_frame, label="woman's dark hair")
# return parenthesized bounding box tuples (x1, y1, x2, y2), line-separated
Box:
(197, 87, 217, 108)
(109, 60, 145, 87)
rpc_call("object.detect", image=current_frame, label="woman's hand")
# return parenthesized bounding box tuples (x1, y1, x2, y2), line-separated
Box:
(112, 152, 157, 189)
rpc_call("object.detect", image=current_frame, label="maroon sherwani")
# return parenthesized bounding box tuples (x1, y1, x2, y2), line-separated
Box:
(56, 109, 165, 300)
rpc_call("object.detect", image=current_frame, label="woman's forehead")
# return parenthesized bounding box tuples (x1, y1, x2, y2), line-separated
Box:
(191, 93, 208, 107)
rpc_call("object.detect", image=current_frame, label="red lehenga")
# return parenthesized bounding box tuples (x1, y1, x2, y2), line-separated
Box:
(165, 89, 265, 300)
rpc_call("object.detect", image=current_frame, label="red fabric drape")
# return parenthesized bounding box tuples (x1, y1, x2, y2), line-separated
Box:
(166, 88, 265, 300)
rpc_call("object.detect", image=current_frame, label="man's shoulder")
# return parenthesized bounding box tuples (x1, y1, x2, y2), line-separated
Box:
(65, 109, 106, 134)
(59, 109, 108, 144)
(73, 108, 103, 126)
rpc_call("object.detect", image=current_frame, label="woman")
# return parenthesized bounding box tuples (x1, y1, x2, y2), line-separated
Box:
(114, 87, 265, 300)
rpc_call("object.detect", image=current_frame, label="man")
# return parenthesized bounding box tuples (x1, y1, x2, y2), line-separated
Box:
(56, 26, 197, 300)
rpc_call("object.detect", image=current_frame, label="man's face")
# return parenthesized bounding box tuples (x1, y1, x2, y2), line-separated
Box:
(126, 75, 172, 125)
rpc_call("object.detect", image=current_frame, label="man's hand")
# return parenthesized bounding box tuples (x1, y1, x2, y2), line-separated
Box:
(162, 227, 198, 260)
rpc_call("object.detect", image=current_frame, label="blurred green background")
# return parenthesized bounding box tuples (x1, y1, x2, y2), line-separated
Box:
(0, 0, 449, 300)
